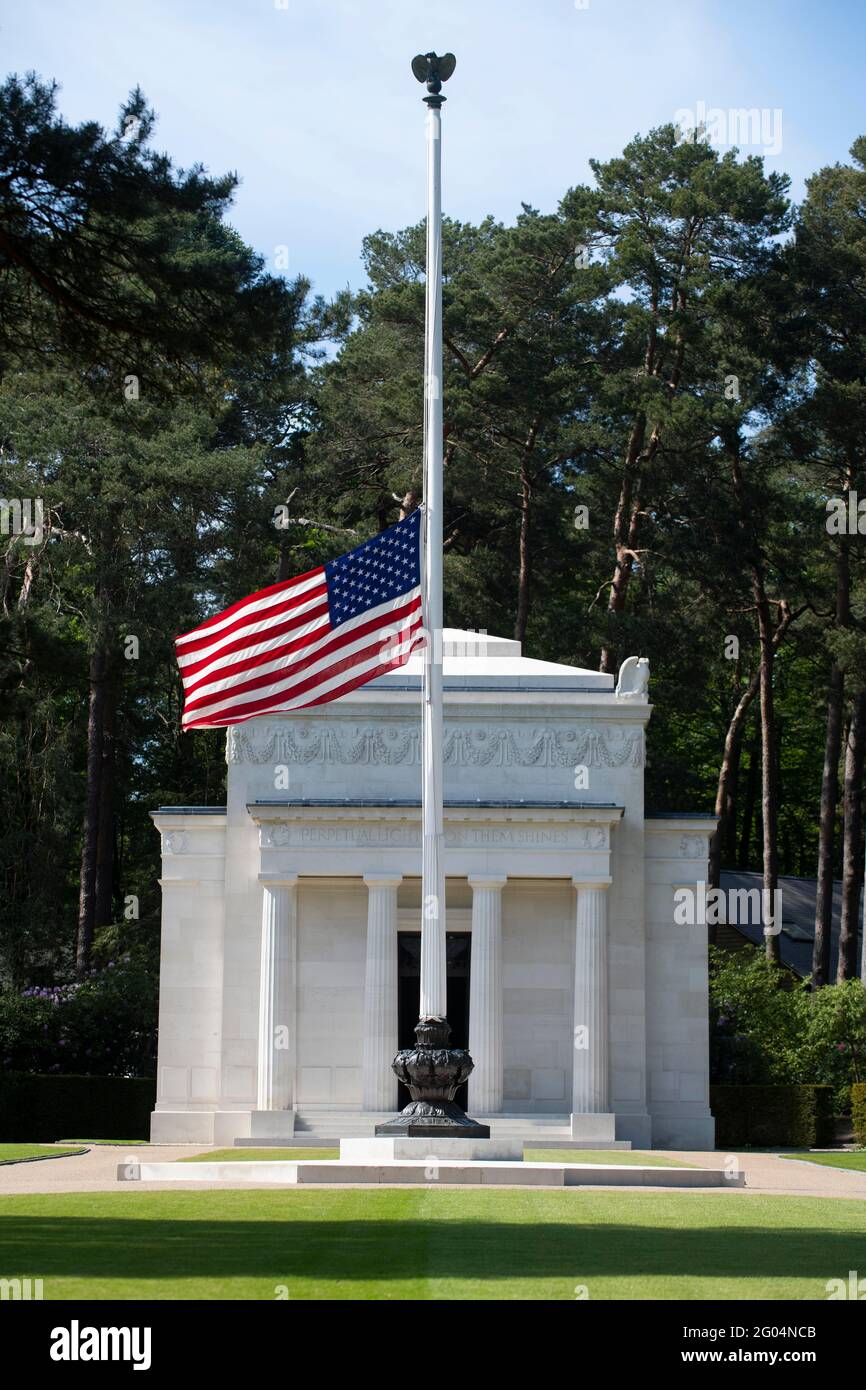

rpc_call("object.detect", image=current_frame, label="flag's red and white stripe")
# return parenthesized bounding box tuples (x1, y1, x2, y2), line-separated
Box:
(176, 565, 423, 729)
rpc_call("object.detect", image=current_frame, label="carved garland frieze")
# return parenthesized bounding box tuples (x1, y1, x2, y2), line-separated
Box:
(228, 723, 643, 769)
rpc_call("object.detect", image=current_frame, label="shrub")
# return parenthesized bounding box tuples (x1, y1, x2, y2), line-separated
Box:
(0, 1073, 155, 1142)
(853, 1083, 866, 1147)
(0, 955, 157, 1077)
(711, 1084, 835, 1148)
(709, 946, 866, 1112)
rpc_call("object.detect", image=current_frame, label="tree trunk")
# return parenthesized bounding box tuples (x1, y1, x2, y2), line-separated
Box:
(76, 644, 108, 975)
(599, 270, 690, 675)
(814, 540, 850, 985)
(277, 531, 293, 583)
(724, 738, 742, 867)
(515, 462, 531, 645)
(838, 691, 866, 981)
(754, 578, 781, 965)
(599, 416, 648, 674)
(725, 439, 783, 967)
(814, 672, 844, 982)
(708, 679, 755, 898)
(738, 726, 759, 868)
(710, 604, 800, 900)
(94, 678, 117, 930)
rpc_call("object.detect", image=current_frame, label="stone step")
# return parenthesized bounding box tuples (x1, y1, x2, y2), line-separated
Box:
(122, 1158, 742, 1190)
(293, 1110, 569, 1127)
(234, 1135, 335, 1148)
(484, 1117, 573, 1132)
(293, 1111, 391, 1137)
(286, 1110, 629, 1145)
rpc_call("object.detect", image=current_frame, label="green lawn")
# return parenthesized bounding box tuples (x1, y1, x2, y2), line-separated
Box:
(58, 1139, 148, 1147)
(179, 1147, 692, 1167)
(1, 1189, 864, 1299)
(0, 1145, 87, 1165)
(779, 1151, 866, 1173)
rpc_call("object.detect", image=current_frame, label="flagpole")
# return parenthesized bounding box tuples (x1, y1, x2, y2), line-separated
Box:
(375, 53, 488, 1138)
(419, 72, 447, 1022)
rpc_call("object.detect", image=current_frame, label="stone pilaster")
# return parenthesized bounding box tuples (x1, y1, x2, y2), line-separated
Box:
(468, 874, 506, 1114)
(362, 875, 402, 1111)
(256, 873, 298, 1112)
(572, 878, 611, 1118)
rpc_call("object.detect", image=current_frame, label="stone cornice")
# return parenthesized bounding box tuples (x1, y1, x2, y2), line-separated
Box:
(326, 690, 646, 711)
(249, 803, 624, 828)
(644, 816, 717, 833)
(151, 813, 227, 832)
(258, 872, 299, 888)
(467, 873, 508, 890)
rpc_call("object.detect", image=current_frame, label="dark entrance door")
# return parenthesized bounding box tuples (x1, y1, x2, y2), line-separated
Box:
(397, 932, 471, 1110)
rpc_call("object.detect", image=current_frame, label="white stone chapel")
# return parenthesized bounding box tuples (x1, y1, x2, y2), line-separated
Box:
(150, 630, 716, 1149)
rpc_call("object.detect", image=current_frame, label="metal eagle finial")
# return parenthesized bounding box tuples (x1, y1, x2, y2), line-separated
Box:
(411, 51, 456, 102)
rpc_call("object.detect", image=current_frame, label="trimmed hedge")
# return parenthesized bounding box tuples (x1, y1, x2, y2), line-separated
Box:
(0, 1073, 155, 1142)
(710, 1084, 835, 1148)
(853, 1084, 866, 1148)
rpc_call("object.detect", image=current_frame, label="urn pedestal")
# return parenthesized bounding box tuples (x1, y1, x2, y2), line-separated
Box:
(374, 1017, 491, 1138)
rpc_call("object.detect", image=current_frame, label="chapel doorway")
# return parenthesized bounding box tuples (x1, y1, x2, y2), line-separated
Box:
(397, 931, 471, 1110)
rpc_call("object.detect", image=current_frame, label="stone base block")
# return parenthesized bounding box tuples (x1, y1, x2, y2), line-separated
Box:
(340, 1136, 522, 1163)
(214, 1112, 252, 1144)
(613, 1112, 652, 1149)
(248, 1110, 295, 1139)
(374, 1100, 490, 1139)
(570, 1112, 617, 1143)
(149, 1110, 217, 1144)
(650, 1112, 716, 1151)
(149, 1109, 297, 1145)
(374, 1117, 491, 1139)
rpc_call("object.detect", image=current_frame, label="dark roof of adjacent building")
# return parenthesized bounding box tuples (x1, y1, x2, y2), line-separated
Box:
(717, 870, 863, 978)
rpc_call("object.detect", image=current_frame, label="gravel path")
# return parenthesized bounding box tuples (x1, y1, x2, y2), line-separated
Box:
(661, 1148, 866, 1200)
(0, 1144, 865, 1198)
(0, 1145, 210, 1194)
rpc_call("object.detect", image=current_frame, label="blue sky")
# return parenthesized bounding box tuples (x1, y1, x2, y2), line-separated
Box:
(4, 0, 864, 299)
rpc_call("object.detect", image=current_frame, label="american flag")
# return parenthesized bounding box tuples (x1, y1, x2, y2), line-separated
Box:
(176, 508, 424, 729)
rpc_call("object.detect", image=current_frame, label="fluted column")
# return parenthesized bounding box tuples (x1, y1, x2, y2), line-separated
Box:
(362, 875, 401, 1111)
(572, 879, 611, 1114)
(256, 873, 298, 1112)
(468, 874, 506, 1114)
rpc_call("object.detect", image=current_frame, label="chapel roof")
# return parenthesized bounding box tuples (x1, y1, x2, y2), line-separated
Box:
(369, 628, 614, 692)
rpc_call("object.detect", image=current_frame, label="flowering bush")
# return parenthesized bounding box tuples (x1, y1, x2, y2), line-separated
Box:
(0, 955, 157, 1077)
